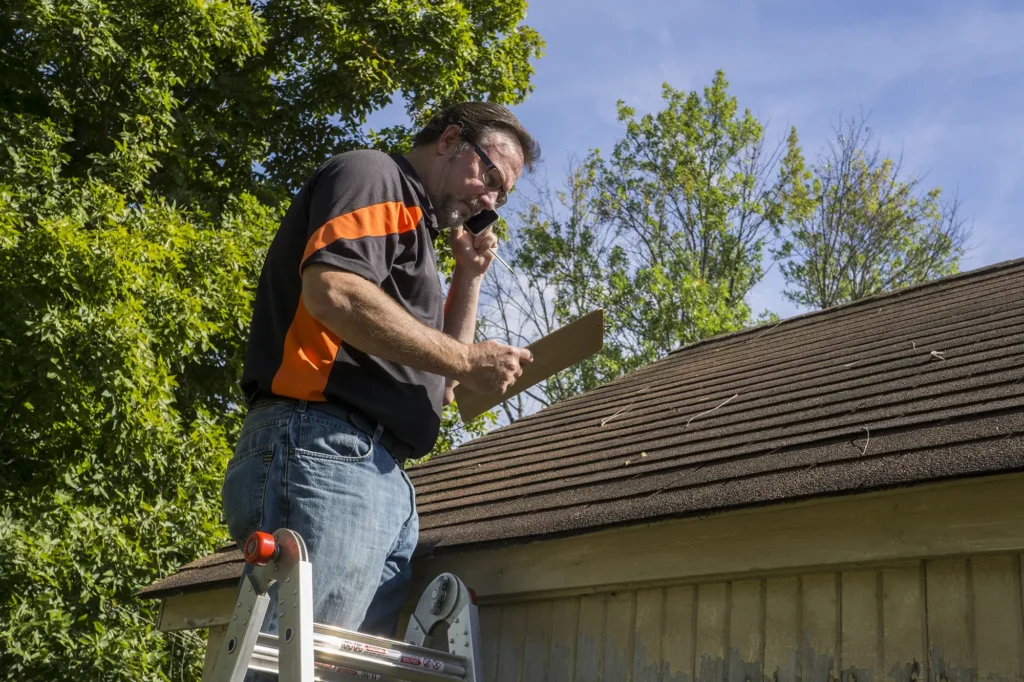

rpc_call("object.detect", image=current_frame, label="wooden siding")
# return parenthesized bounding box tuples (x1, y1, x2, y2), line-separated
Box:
(479, 555, 1024, 682)
(413, 474, 1024, 604)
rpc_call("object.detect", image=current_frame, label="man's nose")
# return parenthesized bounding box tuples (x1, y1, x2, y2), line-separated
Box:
(478, 191, 497, 211)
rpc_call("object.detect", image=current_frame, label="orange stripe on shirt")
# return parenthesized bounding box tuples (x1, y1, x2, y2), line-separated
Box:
(301, 201, 424, 269)
(271, 296, 342, 402)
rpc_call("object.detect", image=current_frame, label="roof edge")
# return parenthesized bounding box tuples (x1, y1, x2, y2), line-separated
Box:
(416, 469, 1023, 558)
(668, 256, 1024, 357)
(137, 575, 240, 601)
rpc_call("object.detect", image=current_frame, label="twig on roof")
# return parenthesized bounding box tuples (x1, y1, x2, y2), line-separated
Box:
(686, 394, 739, 428)
(843, 360, 860, 368)
(600, 387, 649, 426)
(650, 471, 687, 497)
(854, 426, 870, 456)
(747, 319, 784, 343)
(930, 350, 946, 361)
(600, 404, 634, 426)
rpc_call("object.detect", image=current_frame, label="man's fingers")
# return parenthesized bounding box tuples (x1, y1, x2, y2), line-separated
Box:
(473, 230, 498, 251)
(519, 348, 534, 364)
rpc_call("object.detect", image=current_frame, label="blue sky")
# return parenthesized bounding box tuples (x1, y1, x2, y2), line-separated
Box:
(484, 0, 1024, 319)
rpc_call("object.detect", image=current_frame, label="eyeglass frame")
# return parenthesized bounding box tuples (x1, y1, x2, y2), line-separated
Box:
(467, 140, 508, 208)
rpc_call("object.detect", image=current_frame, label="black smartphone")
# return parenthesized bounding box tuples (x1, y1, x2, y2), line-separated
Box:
(465, 209, 499, 235)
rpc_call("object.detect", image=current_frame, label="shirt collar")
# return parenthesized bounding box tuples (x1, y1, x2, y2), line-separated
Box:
(390, 153, 440, 237)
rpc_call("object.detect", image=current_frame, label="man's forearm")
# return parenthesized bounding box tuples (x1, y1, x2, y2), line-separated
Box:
(443, 264, 483, 344)
(303, 265, 469, 379)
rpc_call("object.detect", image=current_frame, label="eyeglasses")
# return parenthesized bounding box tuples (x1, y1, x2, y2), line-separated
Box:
(469, 141, 508, 208)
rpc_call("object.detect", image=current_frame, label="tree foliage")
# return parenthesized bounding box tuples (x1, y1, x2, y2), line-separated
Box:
(775, 115, 971, 310)
(483, 73, 806, 418)
(0, 0, 542, 679)
(4, 0, 543, 206)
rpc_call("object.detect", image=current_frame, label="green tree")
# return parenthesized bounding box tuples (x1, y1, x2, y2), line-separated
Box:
(774, 114, 971, 310)
(0, 1, 542, 679)
(4, 0, 543, 206)
(482, 73, 807, 418)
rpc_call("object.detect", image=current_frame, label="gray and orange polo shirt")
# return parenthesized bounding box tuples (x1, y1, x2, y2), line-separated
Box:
(241, 150, 445, 458)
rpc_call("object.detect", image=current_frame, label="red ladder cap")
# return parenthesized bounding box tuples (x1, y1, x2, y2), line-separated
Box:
(244, 531, 277, 565)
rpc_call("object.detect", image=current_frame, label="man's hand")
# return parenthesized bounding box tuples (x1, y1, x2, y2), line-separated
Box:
(450, 224, 498, 276)
(455, 340, 533, 395)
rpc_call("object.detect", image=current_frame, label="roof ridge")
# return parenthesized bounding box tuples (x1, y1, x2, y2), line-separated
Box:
(668, 256, 1024, 356)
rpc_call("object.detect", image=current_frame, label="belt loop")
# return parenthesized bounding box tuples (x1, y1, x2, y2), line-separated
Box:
(372, 423, 384, 443)
(297, 399, 308, 414)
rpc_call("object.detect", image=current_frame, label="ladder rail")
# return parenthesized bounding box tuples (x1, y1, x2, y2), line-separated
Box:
(252, 631, 467, 680)
(312, 621, 470, 670)
(250, 642, 466, 682)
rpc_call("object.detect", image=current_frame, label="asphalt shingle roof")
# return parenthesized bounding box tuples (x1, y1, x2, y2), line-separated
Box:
(409, 257, 1024, 551)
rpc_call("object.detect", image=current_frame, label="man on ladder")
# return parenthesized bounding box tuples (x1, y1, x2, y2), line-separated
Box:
(220, 102, 539, 679)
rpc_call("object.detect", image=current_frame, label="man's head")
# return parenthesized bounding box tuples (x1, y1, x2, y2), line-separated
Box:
(408, 102, 540, 230)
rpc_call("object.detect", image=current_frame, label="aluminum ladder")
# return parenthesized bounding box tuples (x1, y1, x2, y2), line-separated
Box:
(204, 528, 483, 682)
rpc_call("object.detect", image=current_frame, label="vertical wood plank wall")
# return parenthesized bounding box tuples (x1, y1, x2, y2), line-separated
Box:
(481, 554, 1024, 682)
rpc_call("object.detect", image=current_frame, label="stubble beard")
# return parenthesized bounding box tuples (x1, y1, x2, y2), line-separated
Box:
(434, 194, 482, 230)
(434, 194, 464, 230)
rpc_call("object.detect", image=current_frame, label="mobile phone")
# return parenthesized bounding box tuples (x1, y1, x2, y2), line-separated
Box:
(465, 209, 499, 235)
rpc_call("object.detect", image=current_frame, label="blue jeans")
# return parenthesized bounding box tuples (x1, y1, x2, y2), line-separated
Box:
(221, 400, 419, 642)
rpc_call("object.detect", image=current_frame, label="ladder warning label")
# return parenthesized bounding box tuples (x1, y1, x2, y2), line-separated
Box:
(322, 635, 446, 672)
(333, 638, 400, 661)
(401, 655, 445, 671)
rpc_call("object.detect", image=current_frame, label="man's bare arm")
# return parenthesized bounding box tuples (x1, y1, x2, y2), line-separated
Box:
(443, 265, 482, 345)
(303, 264, 531, 395)
(440, 266, 482, 404)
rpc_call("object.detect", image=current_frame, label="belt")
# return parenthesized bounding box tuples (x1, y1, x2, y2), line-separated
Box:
(248, 393, 415, 463)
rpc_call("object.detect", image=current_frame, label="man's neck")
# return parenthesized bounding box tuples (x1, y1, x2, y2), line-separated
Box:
(403, 147, 435, 195)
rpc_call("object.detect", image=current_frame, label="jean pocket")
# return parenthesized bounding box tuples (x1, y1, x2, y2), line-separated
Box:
(221, 443, 276, 544)
(296, 411, 374, 462)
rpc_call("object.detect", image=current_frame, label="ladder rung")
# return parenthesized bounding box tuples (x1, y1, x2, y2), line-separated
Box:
(312, 621, 470, 672)
(249, 646, 397, 681)
(253, 629, 468, 682)
(251, 642, 466, 682)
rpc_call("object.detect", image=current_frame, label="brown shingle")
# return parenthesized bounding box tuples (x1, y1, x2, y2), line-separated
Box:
(137, 544, 242, 597)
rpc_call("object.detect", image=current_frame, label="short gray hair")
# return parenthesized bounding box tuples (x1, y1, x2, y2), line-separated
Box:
(412, 102, 540, 171)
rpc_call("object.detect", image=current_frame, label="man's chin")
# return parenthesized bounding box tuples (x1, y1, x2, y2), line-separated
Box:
(433, 196, 472, 229)
(438, 211, 463, 230)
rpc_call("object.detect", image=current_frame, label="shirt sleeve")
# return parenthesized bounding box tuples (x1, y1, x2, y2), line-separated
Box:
(299, 152, 417, 285)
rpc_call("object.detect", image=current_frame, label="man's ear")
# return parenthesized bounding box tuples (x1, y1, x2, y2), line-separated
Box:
(436, 124, 462, 157)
